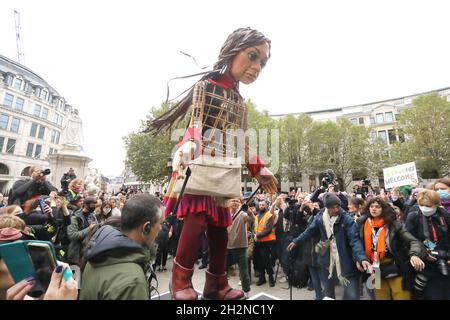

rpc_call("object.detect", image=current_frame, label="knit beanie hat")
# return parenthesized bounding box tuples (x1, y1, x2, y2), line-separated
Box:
(323, 192, 341, 208)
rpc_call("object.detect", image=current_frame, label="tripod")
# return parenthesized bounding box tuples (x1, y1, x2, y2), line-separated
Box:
(287, 248, 296, 301)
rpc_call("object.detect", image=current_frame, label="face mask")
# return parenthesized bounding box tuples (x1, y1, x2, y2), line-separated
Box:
(437, 189, 450, 200)
(419, 206, 437, 217)
(73, 187, 81, 193)
(391, 196, 398, 202)
(103, 208, 111, 215)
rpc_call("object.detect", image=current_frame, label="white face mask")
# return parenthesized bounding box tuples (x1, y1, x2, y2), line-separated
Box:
(419, 206, 436, 217)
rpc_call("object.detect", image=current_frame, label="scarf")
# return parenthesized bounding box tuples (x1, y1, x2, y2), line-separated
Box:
(364, 217, 386, 263)
(323, 209, 349, 286)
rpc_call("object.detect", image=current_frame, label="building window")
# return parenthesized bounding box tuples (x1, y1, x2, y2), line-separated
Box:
(10, 117, 20, 133)
(3, 93, 14, 107)
(0, 114, 9, 130)
(13, 78, 23, 90)
(38, 126, 45, 139)
(34, 145, 42, 158)
(385, 112, 394, 122)
(370, 117, 375, 124)
(30, 123, 38, 137)
(6, 138, 16, 154)
(370, 131, 377, 141)
(40, 90, 48, 100)
(41, 107, 49, 120)
(26, 143, 34, 157)
(350, 118, 357, 125)
(49, 147, 53, 155)
(0, 136, 4, 152)
(51, 130, 56, 143)
(34, 104, 42, 117)
(376, 113, 384, 123)
(15, 97, 24, 111)
(358, 117, 364, 125)
(55, 131, 60, 144)
(58, 116, 63, 126)
(388, 129, 397, 144)
(378, 130, 387, 143)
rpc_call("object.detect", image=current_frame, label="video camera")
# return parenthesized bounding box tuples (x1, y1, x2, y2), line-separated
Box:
(42, 168, 51, 176)
(429, 249, 449, 276)
(321, 169, 337, 189)
(358, 179, 371, 194)
(287, 197, 298, 206)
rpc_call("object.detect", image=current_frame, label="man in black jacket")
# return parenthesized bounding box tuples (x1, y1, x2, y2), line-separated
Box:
(8, 166, 57, 206)
(60, 168, 76, 194)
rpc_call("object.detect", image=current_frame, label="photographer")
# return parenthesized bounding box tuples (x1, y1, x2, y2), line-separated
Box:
(8, 166, 57, 207)
(60, 168, 76, 194)
(310, 170, 348, 211)
(406, 190, 450, 299)
(356, 197, 426, 300)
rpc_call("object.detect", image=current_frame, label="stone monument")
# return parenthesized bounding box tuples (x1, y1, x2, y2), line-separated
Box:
(48, 109, 92, 188)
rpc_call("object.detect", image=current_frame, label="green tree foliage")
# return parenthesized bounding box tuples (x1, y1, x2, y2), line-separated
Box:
(279, 114, 313, 187)
(305, 119, 370, 190)
(123, 103, 179, 184)
(391, 93, 450, 177)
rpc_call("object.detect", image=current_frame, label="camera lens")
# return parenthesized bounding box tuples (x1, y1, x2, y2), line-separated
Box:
(437, 259, 449, 276)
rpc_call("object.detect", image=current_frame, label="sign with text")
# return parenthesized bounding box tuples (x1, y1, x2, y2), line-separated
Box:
(383, 162, 418, 189)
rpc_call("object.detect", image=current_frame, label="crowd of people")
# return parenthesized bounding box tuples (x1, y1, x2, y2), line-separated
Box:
(1, 164, 448, 300)
(0, 166, 164, 300)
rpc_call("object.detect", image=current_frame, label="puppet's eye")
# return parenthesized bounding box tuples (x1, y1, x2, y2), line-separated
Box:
(248, 52, 258, 61)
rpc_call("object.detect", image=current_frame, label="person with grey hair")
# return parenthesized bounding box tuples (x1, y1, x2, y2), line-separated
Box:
(79, 194, 164, 300)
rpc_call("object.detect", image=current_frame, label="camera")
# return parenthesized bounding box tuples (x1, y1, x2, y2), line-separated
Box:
(429, 249, 449, 276)
(287, 197, 298, 206)
(42, 168, 51, 176)
(413, 272, 428, 298)
(322, 169, 337, 189)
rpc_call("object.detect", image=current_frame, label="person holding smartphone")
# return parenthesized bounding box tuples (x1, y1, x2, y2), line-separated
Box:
(6, 263, 78, 300)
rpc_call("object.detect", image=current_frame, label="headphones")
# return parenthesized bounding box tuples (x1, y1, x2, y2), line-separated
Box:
(143, 222, 152, 235)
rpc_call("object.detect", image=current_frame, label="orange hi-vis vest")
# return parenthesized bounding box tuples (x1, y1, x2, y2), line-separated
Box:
(254, 211, 276, 242)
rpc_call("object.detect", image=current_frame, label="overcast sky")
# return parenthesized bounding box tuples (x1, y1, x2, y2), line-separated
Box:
(1, 0, 449, 177)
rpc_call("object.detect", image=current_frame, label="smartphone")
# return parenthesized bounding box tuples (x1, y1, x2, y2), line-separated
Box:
(356, 194, 362, 199)
(27, 242, 57, 293)
(0, 240, 57, 295)
(38, 198, 46, 213)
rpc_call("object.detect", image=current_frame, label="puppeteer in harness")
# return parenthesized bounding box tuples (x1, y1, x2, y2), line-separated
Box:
(147, 27, 278, 300)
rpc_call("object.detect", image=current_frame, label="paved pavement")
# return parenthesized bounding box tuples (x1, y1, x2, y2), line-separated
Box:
(151, 256, 365, 300)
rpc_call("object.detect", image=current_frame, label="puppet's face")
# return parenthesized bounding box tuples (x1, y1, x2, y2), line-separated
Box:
(229, 42, 269, 85)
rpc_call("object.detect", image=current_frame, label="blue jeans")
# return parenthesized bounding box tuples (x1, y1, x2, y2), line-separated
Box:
(308, 265, 324, 300)
(321, 267, 360, 300)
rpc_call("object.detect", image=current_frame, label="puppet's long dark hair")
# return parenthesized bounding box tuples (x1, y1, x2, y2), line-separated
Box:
(147, 27, 271, 133)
